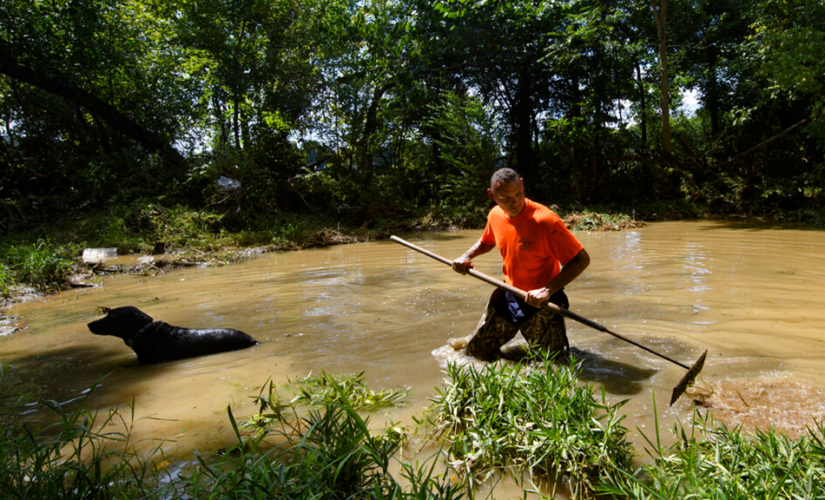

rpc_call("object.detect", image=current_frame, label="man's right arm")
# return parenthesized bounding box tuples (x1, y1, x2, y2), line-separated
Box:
(452, 239, 496, 275)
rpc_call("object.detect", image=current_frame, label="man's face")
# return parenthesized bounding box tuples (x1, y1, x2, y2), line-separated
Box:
(488, 178, 525, 218)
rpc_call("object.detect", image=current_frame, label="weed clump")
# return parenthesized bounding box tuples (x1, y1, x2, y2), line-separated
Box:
(599, 409, 825, 499)
(0, 262, 13, 298)
(290, 371, 410, 409)
(0, 239, 75, 292)
(423, 353, 633, 498)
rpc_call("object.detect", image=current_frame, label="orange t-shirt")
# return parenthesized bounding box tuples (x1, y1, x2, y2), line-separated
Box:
(481, 199, 583, 292)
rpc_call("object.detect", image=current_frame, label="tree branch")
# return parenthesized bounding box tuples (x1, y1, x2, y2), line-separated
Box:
(715, 119, 807, 168)
(0, 39, 186, 168)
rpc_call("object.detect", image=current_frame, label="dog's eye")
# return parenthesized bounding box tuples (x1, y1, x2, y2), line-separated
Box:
(94, 306, 111, 315)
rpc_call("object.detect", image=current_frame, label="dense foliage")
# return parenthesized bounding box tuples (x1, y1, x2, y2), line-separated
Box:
(1, 0, 823, 232)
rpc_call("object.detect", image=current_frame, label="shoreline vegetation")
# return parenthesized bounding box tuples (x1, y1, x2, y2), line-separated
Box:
(3, 355, 825, 499)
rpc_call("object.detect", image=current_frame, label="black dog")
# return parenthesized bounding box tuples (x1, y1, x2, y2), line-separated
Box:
(88, 306, 257, 363)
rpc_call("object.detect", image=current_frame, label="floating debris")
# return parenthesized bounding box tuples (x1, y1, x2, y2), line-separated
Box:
(686, 373, 825, 438)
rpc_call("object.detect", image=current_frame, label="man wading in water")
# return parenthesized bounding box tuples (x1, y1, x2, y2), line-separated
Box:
(450, 168, 591, 361)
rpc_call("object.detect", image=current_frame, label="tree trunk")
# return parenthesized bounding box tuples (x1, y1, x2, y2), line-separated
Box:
(570, 74, 581, 120)
(650, 0, 671, 154)
(241, 105, 251, 151)
(635, 62, 647, 146)
(233, 92, 241, 150)
(514, 61, 534, 176)
(363, 81, 397, 149)
(706, 52, 720, 135)
(212, 90, 228, 145)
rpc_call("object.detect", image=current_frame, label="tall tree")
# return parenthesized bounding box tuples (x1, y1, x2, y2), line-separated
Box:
(650, 0, 672, 154)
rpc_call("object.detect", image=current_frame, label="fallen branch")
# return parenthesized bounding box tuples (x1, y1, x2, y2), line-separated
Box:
(715, 119, 807, 169)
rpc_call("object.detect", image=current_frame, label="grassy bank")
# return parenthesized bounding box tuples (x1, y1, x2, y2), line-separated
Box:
(1, 356, 632, 499)
(0, 372, 459, 500)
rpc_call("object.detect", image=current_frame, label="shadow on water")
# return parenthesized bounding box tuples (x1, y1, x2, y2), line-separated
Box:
(566, 347, 659, 396)
(0, 344, 124, 417)
(435, 340, 658, 398)
(500, 346, 658, 396)
(692, 219, 825, 232)
(0, 340, 209, 418)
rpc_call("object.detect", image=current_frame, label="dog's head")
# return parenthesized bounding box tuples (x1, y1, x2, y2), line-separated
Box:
(88, 306, 154, 344)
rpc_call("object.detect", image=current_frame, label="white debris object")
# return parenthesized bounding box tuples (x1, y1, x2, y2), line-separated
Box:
(82, 248, 117, 263)
(217, 176, 241, 192)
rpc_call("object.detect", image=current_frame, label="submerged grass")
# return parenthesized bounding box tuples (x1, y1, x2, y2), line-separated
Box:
(423, 352, 634, 498)
(598, 401, 825, 499)
(290, 371, 411, 410)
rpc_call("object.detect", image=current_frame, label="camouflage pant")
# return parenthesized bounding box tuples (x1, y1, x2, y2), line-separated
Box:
(465, 288, 569, 361)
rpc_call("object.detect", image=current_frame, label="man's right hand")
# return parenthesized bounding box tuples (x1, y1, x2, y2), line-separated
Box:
(452, 256, 475, 275)
(452, 240, 494, 275)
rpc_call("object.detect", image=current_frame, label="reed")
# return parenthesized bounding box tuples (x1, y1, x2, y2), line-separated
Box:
(423, 352, 634, 498)
(0, 392, 172, 500)
(184, 401, 460, 498)
(598, 399, 825, 499)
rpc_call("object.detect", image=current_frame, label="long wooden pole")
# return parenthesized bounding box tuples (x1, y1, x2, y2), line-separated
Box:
(391, 235, 707, 405)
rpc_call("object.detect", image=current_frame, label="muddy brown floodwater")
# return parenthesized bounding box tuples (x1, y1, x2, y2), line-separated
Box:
(3, 220, 825, 497)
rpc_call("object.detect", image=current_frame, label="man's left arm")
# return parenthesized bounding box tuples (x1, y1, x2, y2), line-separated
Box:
(524, 249, 591, 308)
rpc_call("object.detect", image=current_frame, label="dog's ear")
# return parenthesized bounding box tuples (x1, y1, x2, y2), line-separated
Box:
(95, 306, 112, 315)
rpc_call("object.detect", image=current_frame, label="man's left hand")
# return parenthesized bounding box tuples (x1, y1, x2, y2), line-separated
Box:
(525, 287, 552, 308)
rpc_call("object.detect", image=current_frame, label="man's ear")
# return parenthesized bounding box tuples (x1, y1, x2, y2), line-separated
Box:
(487, 188, 495, 201)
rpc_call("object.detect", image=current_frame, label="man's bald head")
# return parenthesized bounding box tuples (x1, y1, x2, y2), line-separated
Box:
(488, 168, 525, 218)
(490, 168, 521, 189)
